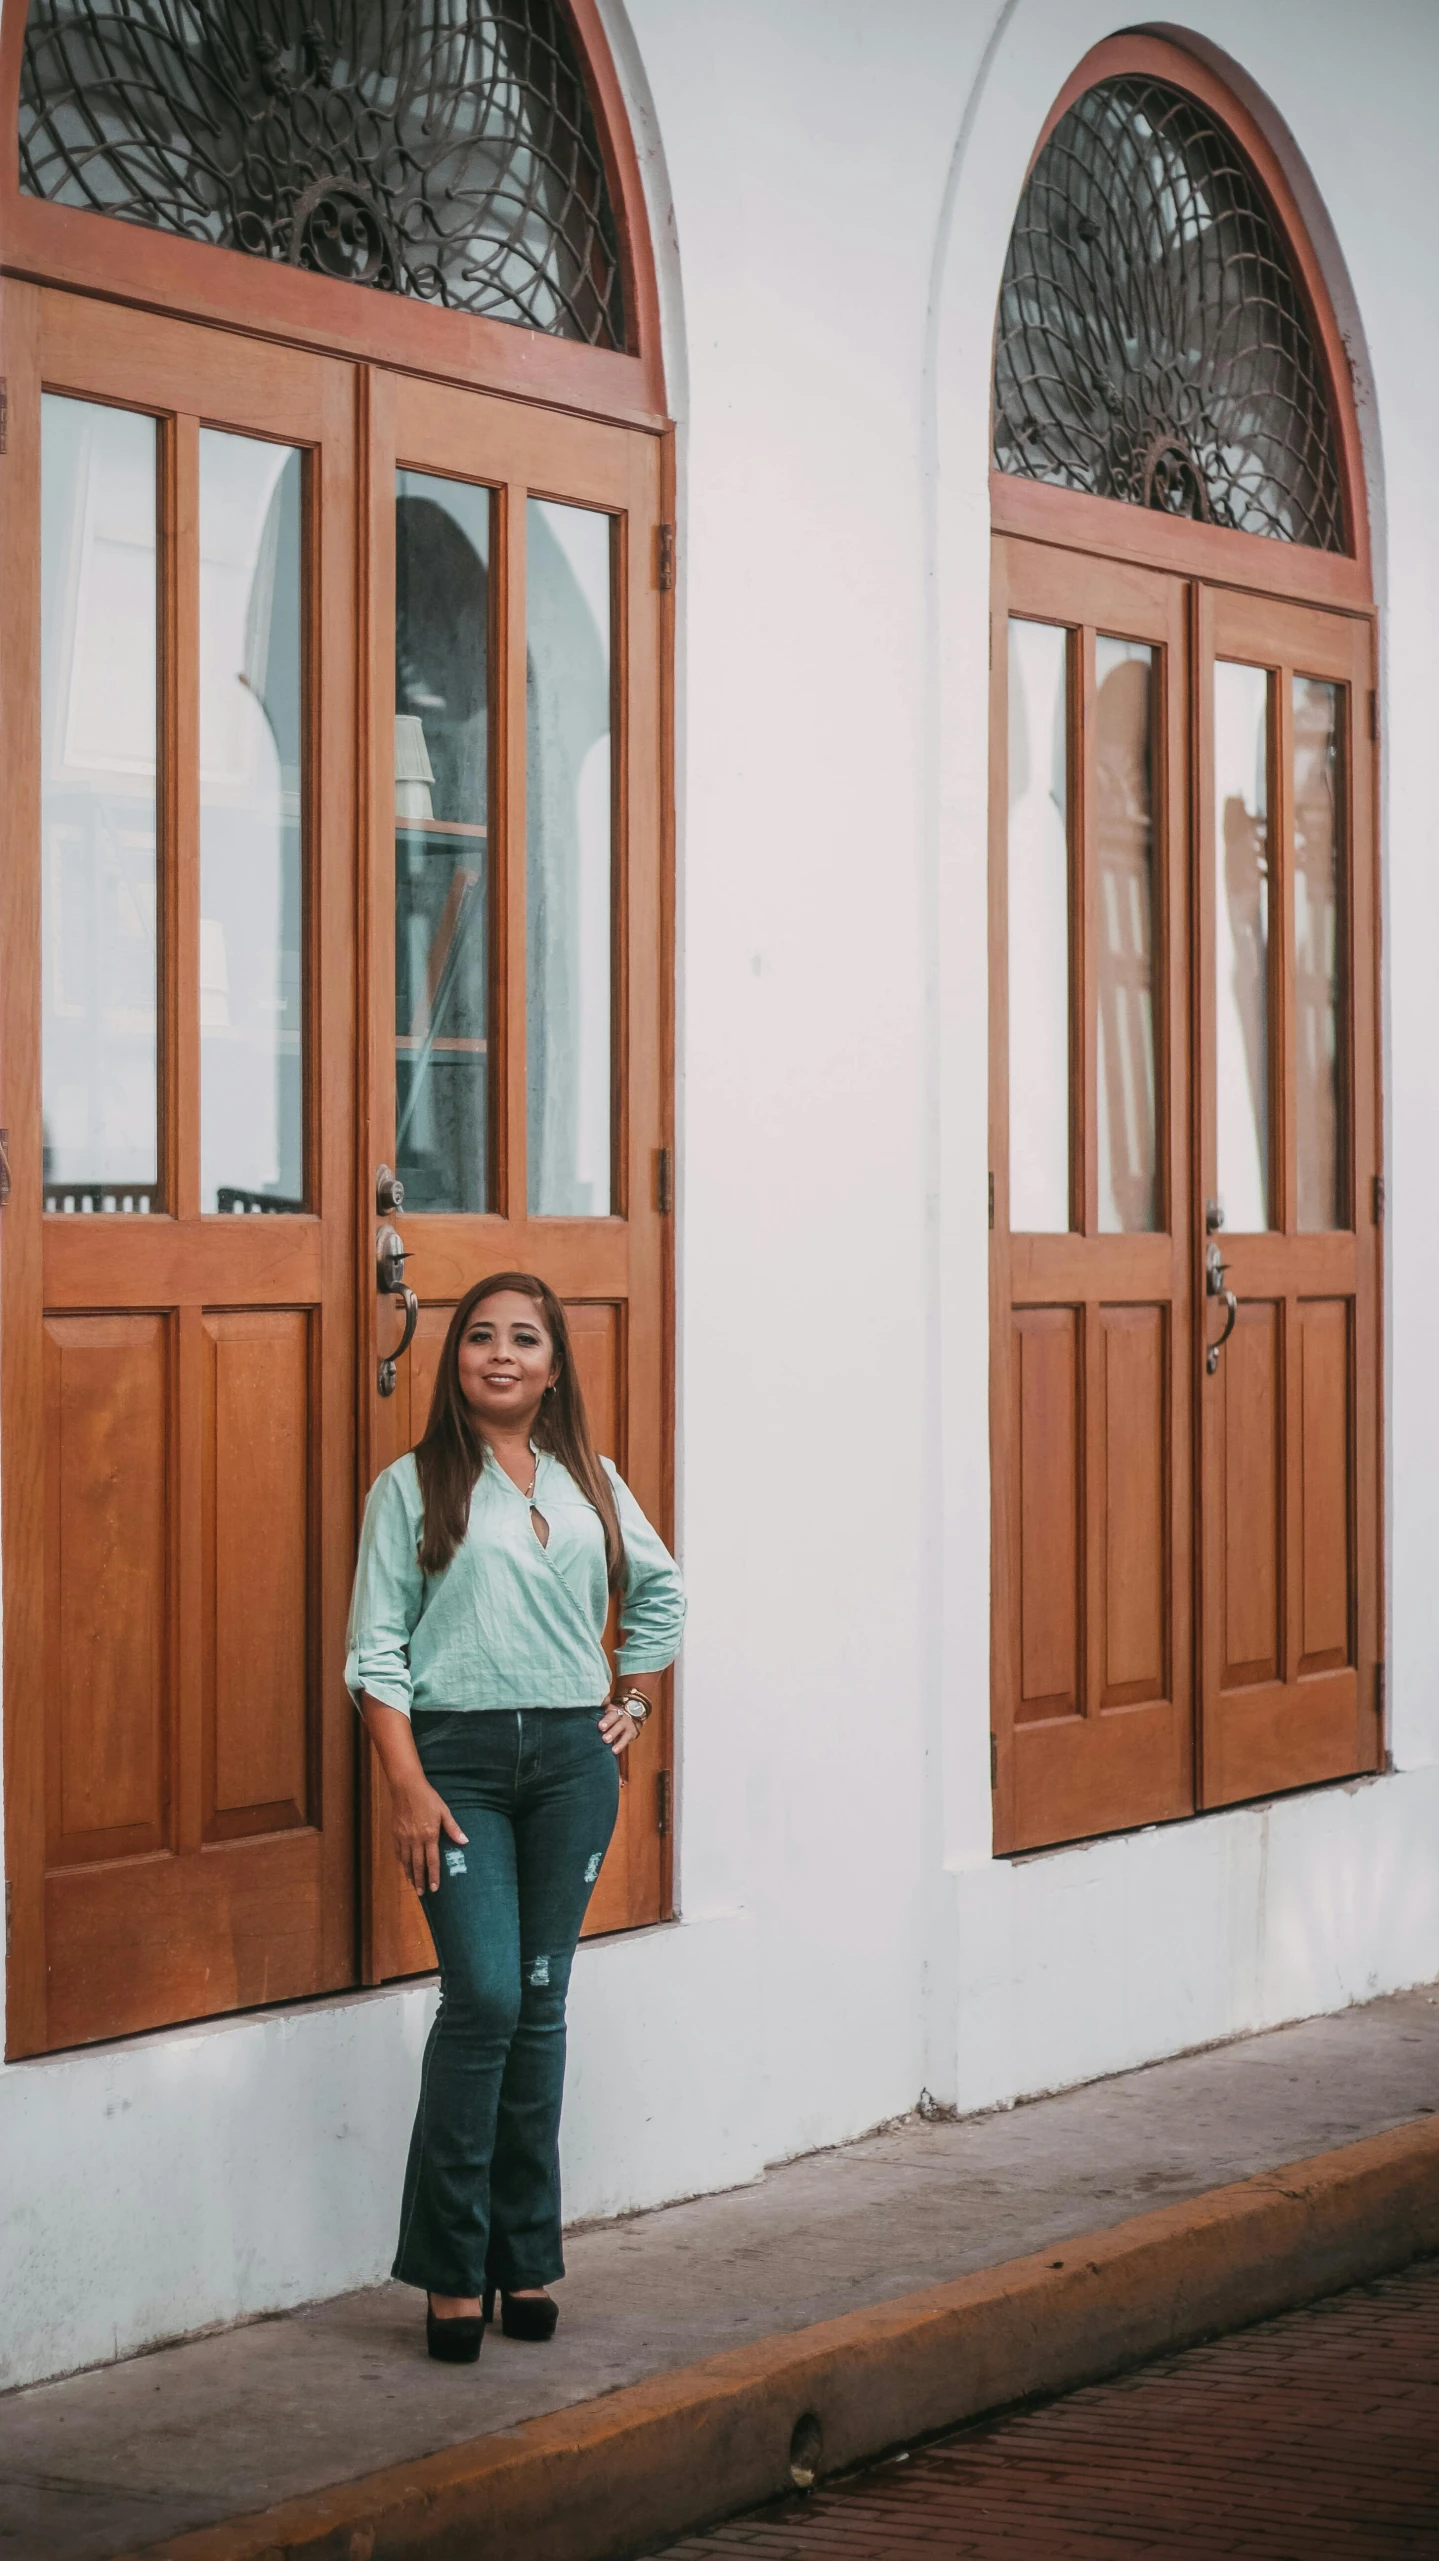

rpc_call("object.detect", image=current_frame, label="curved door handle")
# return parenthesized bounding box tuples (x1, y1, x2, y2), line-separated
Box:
(1205, 1241, 1239, 1376)
(378, 1285, 419, 1399)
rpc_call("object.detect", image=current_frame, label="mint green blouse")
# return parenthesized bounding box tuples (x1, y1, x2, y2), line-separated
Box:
(345, 1448, 684, 1718)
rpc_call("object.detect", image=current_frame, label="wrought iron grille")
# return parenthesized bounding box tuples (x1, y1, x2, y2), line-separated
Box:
(19, 0, 626, 349)
(994, 78, 1344, 550)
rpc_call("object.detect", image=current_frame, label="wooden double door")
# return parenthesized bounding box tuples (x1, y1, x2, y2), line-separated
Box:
(1, 286, 671, 2056)
(990, 534, 1380, 1853)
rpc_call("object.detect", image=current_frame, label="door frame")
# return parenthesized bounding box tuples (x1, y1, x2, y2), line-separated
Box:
(0, 3, 677, 2060)
(987, 32, 1382, 1859)
(988, 526, 1383, 1855)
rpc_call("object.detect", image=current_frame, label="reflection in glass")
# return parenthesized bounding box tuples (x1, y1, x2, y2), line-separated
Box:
(394, 471, 492, 1212)
(1095, 639, 1158, 1232)
(199, 433, 304, 1212)
(1214, 662, 1272, 1231)
(41, 396, 158, 1210)
(527, 500, 613, 1217)
(1294, 680, 1344, 1230)
(1007, 618, 1070, 1232)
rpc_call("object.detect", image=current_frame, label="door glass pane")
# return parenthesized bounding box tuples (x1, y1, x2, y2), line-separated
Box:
(200, 432, 304, 1212)
(41, 396, 158, 1212)
(1095, 638, 1157, 1233)
(1293, 678, 1344, 1230)
(394, 470, 493, 1212)
(527, 498, 613, 1217)
(1007, 618, 1070, 1232)
(1214, 661, 1272, 1231)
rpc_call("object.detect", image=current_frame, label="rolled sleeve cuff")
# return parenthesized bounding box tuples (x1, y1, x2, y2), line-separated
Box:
(346, 1658, 413, 1717)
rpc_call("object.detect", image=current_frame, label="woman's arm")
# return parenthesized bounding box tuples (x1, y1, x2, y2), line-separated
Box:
(345, 1467, 427, 1718)
(607, 1465, 686, 1675)
(362, 1698, 468, 1896)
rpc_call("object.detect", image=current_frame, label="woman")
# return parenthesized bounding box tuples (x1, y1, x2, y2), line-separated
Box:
(346, 1271, 685, 2364)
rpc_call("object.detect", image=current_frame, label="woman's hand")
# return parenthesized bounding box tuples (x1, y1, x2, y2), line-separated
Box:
(362, 1696, 468, 1895)
(390, 1770, 469, 1897)
(598, 1688, 653, 1756)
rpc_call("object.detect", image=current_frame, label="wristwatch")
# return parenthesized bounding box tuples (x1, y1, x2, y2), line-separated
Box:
(612, 1688, 652, 1730)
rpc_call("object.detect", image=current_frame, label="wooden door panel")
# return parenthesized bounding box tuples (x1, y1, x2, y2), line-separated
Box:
(1201, 1669, 1361, 1812)
(1219, 1302, 1282, 1687)
(39, 1218, 325, 1308)
(361, 371, 672, 1981)
(44, 1313, 170, 1865)
(1297, 1298, 1352, 1675)
(44, 1831, 328, 2051)
(1012, 1701, 1189, 1849)
(4, 290, 360, 2055)
(393, 1221, 631, 1302)
(1198, 586, 1379, 1807)
(202, 1310, 311, 1840)
(1098, 1304, 1166, 1705)
(991, 536, 1192, 1849)
(1014, 1307, 1081, 1722)
(564, 1301, 623, 1465)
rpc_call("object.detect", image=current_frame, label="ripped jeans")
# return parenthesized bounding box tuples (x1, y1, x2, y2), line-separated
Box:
(393, 1707, 620, 2299)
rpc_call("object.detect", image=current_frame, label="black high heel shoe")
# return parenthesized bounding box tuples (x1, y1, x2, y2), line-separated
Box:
(426, 2295, 485, 2363)
(482, 2283, 560, 2342)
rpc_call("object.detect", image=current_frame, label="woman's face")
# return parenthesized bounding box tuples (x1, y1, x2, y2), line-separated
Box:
(456, 1292, 559, 1436)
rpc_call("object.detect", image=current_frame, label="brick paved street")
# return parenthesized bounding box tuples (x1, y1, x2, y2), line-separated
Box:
(659, 2258, 1439, 2560)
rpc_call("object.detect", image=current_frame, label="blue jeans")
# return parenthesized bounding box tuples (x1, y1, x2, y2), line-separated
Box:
(392, 1707, 620, 2298)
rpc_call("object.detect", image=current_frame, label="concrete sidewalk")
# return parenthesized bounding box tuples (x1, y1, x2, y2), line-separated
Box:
(0, 1984, 1436, 2561)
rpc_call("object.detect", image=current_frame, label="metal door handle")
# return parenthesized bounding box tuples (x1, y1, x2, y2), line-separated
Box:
(1205, 1241, 1238, 1375)
(376, 1223, 409, 1292)
(378, 1286, 419, 1398)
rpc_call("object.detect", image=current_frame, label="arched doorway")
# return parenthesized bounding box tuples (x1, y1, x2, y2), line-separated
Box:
(987, 38, 1380, 1854)
(0, 1, 675, 2056)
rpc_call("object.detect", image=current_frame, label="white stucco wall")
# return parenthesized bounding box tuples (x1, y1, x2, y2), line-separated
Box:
(3, 0, 1438, 2392)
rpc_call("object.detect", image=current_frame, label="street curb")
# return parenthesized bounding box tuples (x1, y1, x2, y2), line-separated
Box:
(136, 2113, 1439, 2561)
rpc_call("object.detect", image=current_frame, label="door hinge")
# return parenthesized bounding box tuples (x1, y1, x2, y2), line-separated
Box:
(4, 1881, 11, 1957)
(988, 1170, 995, 1230)
(656, 522, 675, 592)
(1369, 688, 1379, 742)
(0, 382, 8, 457)
(990, 1732, 998, 1791)
(0, 1129, 10, 1211)
(655, 1145, 673, 1216)
(1373, 1172, 1385, 1224)
(656, 1769, 672, 1837)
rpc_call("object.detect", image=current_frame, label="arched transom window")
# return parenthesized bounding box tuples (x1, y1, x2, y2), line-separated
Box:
(18, 0, 625, 347)
(994, 76, 1344, 550)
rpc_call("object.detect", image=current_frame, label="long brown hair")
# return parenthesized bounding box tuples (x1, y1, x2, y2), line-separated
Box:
(413, 1272, 625, 1587)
